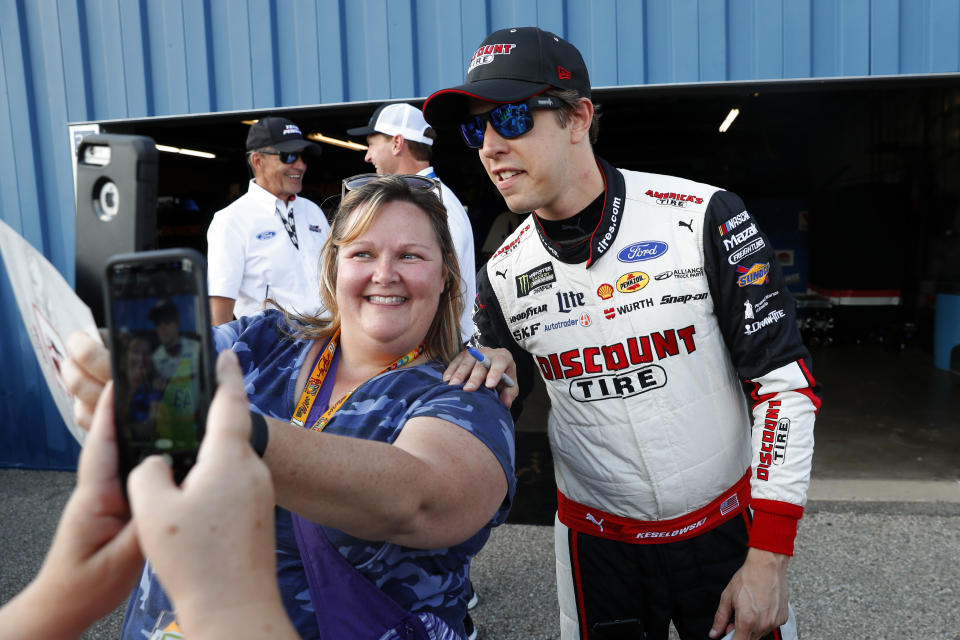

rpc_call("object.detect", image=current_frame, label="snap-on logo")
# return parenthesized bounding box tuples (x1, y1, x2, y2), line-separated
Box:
(256, 231, 277, 240)
(617, 241, 668, 263)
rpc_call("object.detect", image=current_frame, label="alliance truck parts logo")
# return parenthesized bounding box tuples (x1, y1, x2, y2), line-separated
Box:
(535, 325, 697, 402)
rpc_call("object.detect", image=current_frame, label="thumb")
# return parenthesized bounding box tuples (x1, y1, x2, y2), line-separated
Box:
(127, 455, 179, 518)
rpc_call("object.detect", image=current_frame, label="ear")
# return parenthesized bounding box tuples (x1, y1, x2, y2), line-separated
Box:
(391, 134, 405, 156)
(568, 98, 594, 145)
(249, 151, 263, 174)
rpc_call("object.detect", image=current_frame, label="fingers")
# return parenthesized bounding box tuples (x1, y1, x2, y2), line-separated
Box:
(76, 382, 117, 485)
(127, 455, 177, 516)
(202, 350, 251, 449)
(442, 350, 475, 385)
(709, 588, 734, 639)
(66, 331, 111, 382)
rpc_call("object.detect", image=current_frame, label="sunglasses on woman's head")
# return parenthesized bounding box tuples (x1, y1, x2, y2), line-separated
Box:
(341, 173, 443, 206)
(459, 95, 564, 149)
(257, 149, 304, 164)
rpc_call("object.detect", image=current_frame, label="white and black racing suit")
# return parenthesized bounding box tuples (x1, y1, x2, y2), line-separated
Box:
(473, 158, 820, 639)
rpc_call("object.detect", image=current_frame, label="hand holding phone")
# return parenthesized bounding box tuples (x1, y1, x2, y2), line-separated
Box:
(104, 249, 216, 488)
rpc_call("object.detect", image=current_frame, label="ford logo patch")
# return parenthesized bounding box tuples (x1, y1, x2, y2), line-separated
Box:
(256, 231, 277, 241)
(617, 241, 668, 263)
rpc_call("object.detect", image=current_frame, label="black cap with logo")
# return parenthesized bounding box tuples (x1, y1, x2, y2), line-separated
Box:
(423, 27, 590, 125)
(245, 116, 321, 155)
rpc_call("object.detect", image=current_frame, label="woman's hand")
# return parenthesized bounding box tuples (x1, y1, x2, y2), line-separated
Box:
(442, 346, 518, 408)
(0, 380, 143, 639)
(127, 350, 297, 639)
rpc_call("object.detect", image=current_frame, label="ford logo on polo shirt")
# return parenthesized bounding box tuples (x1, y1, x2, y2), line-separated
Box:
(256, 231, 277, 240)
(617, 241, 668, 263)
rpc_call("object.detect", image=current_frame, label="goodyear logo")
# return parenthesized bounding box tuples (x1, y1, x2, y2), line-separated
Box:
(616, 272, 650, 294)
(736, 262, 770, 287)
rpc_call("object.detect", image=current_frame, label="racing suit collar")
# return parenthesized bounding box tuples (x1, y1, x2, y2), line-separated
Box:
(532, 157, 625, 268)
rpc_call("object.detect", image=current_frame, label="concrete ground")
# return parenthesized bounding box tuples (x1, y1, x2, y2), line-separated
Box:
(2, 344, 958, 638)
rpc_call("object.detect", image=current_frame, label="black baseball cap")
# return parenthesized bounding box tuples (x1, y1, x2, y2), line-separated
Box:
(423, 27, 590, 125)
(246, 116, 321, 155)
(148, 299, 179, 324)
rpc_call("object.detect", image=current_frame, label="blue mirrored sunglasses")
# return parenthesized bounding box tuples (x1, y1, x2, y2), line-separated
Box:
(459, 95, 564, 149)
(257, 149, 304, 164)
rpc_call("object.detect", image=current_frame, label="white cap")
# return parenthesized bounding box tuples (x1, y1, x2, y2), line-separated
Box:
(347, 103, 434, 146)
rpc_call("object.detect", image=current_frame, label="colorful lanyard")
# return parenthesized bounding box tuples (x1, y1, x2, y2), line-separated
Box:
(290, 328, 425, 432)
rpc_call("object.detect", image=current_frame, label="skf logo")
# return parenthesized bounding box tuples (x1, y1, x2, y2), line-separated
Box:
(645, 189, 703, 206)
(597, 283, 614, 300)
(616, 272, 650, 294)
(557, 291, 586, 313)
(736, 262, 770, 287)
(256, 231, 277, 240)
(515, 262, 556, 297)
(757, 400, 790, 480)
(511, 322, 541, 341)
(468, 43, 517, 72)
(718, 210, 750, 235)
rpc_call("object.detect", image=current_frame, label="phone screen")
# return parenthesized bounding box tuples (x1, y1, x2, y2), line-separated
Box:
(106, 251, 213, 486)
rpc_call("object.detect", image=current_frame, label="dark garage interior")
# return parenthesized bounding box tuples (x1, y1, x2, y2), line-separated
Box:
(85, 74, 960, 522)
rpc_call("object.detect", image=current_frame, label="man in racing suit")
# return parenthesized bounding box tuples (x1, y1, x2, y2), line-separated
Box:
(425, 27, 820, 640)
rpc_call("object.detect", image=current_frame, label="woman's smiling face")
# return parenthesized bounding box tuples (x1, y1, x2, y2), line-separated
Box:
(335, 200, 446, 357)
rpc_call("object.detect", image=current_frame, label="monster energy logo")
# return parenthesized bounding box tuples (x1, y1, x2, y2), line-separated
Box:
(516, 262, 556, 297)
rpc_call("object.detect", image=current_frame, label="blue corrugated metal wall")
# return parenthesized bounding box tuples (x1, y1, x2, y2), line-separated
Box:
(2, 0, 959, 468)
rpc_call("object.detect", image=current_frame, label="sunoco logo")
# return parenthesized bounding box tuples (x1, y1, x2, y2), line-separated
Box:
(515, 262, 556, 297)
(616, 272, 650, 293)
(617, 241, 668, 263)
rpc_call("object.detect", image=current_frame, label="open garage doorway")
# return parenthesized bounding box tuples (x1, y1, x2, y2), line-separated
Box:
(76, 73, 960, 522)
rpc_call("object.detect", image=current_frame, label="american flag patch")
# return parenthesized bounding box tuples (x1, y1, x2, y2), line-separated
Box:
(720, 494, 740, 516)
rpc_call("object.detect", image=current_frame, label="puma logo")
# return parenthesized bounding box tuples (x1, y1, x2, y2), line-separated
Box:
(585, 513, 604, 532)
(495, 270, 507, 279)
(679, 219, 694, 232)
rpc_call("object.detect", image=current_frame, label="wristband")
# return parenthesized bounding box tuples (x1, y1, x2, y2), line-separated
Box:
(249, 411, 269, 457)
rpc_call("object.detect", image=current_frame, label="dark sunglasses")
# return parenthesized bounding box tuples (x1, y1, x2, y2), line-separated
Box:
(459, 95, 564, 149)
(257, 149, 304, 164)
(341, 173, 443, 206)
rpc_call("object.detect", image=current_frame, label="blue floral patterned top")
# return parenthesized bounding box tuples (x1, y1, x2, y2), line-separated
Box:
(120, 310, 516, 639)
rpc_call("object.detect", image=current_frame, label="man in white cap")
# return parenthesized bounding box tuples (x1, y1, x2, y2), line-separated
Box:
(207, 116, 330, 325)
(348, 103, 476, 343)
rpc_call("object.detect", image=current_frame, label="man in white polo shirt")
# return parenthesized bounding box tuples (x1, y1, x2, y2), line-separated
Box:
(347, 103, 476, 342)
(207, 116, 330, 325)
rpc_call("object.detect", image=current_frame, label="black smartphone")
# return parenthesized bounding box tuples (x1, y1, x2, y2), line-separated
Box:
(103, 248, 216, 488)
